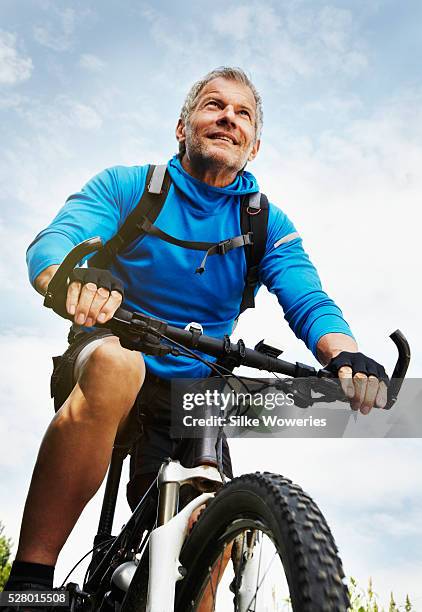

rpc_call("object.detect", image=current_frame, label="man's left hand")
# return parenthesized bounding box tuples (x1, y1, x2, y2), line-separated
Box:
(326, 351, 389, 414)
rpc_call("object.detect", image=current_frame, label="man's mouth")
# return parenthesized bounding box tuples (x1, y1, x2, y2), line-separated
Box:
(208, 133, 237, 145)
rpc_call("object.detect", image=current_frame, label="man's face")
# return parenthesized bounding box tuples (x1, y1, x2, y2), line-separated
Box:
(176, 77, 260, 173)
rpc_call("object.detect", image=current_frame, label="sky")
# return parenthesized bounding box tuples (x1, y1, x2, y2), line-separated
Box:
(1, 0, 421, 607)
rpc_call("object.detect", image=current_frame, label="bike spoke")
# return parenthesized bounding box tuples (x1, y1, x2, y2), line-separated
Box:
(245, 548, 278, 611)
(194, 530, 289, 611)
(252, 534, 263, 612)
(212, 544, 226, 612)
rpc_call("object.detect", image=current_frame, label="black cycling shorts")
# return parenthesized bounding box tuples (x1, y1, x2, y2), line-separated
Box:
(50, 329, 233, 510)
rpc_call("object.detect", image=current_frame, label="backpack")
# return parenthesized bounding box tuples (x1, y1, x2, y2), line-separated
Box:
(89, 164, 269, 318)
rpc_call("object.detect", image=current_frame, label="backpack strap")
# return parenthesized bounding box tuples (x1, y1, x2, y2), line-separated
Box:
(238, 191, 269, 316)
(89, 164, 171, 268)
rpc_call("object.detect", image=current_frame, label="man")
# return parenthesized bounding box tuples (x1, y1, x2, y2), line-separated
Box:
(5, 67, 387, 598)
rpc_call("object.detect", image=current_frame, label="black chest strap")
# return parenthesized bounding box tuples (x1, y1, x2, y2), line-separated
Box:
(138, 215, 253, 274)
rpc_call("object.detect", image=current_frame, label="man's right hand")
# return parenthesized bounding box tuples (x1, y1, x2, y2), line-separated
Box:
(65, 267, 124, 326)
(35, 265, 124, 326)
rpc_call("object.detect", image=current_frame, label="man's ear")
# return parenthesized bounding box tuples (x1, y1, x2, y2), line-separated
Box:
(176, 118, 186, 144)
(248, 139, 261, 162)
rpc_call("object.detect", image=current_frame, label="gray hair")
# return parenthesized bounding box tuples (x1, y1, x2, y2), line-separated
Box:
(178, 67, 263, 157)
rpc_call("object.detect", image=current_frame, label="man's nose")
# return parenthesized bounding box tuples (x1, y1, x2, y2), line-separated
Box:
(217, 104, 236, 125)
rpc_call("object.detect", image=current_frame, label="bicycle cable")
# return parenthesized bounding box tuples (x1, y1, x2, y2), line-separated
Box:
(59, 536, 115, 588)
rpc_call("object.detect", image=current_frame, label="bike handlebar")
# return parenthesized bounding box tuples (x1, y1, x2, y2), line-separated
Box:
(44, 237, 411, 410)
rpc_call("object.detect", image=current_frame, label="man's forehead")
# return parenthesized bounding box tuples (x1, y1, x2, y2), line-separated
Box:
(197, 78, 256, 109)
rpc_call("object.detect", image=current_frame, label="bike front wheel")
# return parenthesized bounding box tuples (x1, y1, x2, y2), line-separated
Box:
(175, 472, 350, 612)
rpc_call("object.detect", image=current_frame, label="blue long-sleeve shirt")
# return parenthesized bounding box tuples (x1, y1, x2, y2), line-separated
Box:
(27, 155, 354, 378)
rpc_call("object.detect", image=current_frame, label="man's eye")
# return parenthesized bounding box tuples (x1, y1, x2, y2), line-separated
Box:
(206, 101, 219, 108)
(240, 109, 251, 118)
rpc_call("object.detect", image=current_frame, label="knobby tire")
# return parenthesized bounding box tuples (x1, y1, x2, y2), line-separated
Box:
(175, 472, 350, 611)
(121, 472, 350, 611)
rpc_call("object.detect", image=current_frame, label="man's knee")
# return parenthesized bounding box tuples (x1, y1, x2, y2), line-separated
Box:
(72, 338, 145, 418)
(81, 338, 145, 390)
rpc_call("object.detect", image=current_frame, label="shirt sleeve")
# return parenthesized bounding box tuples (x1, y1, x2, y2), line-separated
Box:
(259, 203, 355, 357)
(26, 165, 147, 287)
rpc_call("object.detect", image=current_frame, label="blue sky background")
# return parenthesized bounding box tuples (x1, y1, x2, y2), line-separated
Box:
(1, 0, 422, 606)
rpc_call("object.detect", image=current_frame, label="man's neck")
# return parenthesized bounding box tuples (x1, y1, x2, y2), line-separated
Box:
(180, 154, 238, 188)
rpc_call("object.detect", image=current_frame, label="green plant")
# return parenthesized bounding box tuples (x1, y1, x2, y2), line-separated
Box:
(348, 577, 413, 612)
(0, 522, 12, 591)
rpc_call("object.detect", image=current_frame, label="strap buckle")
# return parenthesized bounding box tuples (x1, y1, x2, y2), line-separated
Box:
(218, 239, 232, 255)
(246, 191, 261, 215)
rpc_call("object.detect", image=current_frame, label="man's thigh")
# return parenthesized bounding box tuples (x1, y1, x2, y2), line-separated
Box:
(50, 329, 118, 412)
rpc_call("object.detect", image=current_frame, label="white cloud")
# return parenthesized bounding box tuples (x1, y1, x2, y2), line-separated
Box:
(0, 31, 33, 85)
(18, 95, 103, 134)
(33, 7, 76, 51)
(317, 6, 353, 51)
(67, 100, 103, 130)
(211, 6, 258, 42)
(210, 2, 368, 81)
(0, 334, 64, 470)
(136, 1, 369, 99)
(231, 438, 422, 510)
(79, 53, 106, 72)
(363, 509, 422, 538)
(303, 94, 363, 115)
(315, 3, 368, 76)
(0, 92, 25, 110)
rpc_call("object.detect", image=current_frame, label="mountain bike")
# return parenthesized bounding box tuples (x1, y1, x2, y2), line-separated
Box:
(43, 237, 410, 612)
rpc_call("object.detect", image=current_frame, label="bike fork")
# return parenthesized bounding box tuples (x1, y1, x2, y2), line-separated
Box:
(146, 460, 222, 612)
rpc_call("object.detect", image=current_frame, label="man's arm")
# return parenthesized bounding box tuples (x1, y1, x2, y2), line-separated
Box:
(34, 265, 59, 296)
(316, 332, 358, 365)
(27, 166, 139, 322)
(259, 205, 355, 356)
(26, 165, 138, 289)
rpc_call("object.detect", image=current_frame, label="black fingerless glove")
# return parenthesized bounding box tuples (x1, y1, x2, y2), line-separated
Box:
(50, 267, 124, 319)
(326, 351, 389, 384)
(69, 267, 124, 297)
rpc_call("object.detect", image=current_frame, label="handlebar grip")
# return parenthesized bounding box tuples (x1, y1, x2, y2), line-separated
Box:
(109, 307, 133, 324)
(385, 329, 411, 409)
(44, 237, 103, 313)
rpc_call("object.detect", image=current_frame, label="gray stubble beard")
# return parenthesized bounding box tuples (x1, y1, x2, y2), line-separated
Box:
(184, 122, 251, 176)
